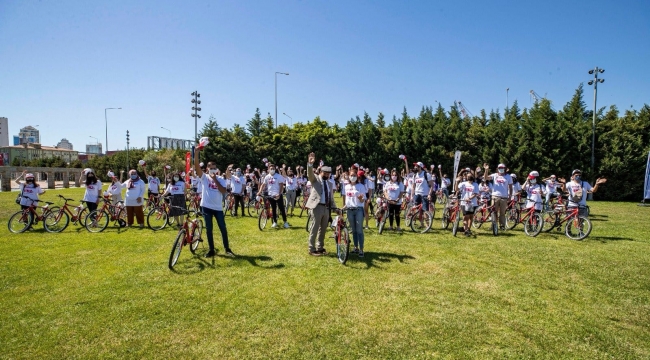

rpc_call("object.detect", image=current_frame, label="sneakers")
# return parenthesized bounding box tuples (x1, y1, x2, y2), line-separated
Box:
(309, 250, 322, 256)
(358, 251, 364, 258)
(317, 248, 327, 255)
(283, 222, 290, 229)
(396, 227, 402, 232)
(272, 222, 278, 228)
(204, 250, 216, 258)
(352, 247, 359, 254)
(363, 225, 370, 230)
(225, 249, 236, 257)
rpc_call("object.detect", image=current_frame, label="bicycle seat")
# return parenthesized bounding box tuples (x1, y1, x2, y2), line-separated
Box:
(45, 201, 54, 205)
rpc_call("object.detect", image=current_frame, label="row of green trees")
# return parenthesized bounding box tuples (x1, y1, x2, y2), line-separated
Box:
(197, 85, 649, 201)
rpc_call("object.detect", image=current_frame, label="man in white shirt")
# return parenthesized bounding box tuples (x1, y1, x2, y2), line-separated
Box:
(230, 168, 246, 217)
(406, 160, 434, 213)
(564, 169, 607, 217)
(484, 163, 513, 230)
(194, 148, 234, 258)
(258, 163, 290, 228)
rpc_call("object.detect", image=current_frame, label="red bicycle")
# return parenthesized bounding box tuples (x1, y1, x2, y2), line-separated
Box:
(505, 200, 544, 237)
(374, 195, 390, 234)
(168, 207, 204, 269)
(8, 197, 57, 233)
(331, 207, 350, 264)
(42, 195, 90, 232)
(472, 198, 499, 236)
(441, 196, 462, 236)
(542, 204, 592, 240)
(257, 196, 274, 231)
(406, 201, 433, 233)
(85, 196, 127, 232)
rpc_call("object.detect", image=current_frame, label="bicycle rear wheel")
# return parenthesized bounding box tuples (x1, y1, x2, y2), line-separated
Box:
(74, 207, 88, 226)
(441, 207, 450, 229)
(190, 219, 203, 254)
(491, 211, 499, 236)
(337, 227, 350, 265)
(565, 216, 592, 240)
(169, 229, 185, 269)
(524, 213, 543, 237)
(410, 211, 432, 233)
(472, 211, 484, 229)
(8, 211, 32, 233)
(258, 210, 268, 231)
(85, 210, 109, 233)
(147, 207, 168, 231)
(305, 211, 314, 233)
(378, 215, 387, 234)
(505, 208, 519, 230)
(542, 211, 558, 232)
(44, 210, 69, 233)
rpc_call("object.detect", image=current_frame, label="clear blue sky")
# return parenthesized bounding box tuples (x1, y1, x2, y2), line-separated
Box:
(1, 0, 648, 152)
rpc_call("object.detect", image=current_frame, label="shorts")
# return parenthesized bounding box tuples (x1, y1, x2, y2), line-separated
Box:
(568, 206, 588, 218)
(462, 206, 476, 215)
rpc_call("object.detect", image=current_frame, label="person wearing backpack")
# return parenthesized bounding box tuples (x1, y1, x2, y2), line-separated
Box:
(405, 158, 434, 214)
(563, 169, 607, 217)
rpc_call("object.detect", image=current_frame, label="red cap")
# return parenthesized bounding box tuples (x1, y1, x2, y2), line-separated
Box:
(357, 170, 365, 177)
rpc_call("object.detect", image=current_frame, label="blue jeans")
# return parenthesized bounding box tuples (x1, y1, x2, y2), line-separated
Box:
(414, 194, 430, 212)
(202, 206, 230, 252)
(347, 207, 365, 250)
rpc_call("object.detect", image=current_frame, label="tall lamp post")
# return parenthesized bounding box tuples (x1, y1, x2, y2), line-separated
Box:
(587, 67, 605, 173)
(275, 72, 289, 128)
(105, 107, 121, 155)
(191, 91, 201, 143)
(283, 112, 293, 127)
(126, 130, 130, 173)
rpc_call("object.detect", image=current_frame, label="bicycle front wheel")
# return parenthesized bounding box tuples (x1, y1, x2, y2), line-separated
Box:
(44, 210, 70, 233)
(452, 212, 460, 237)
(410, 211, 432, 233)
(337, 227, 350, 265)
(542, 211, 558, 232)
(190, 219, 203, 254)
(524, 213, 543, 237)
(169, 229, 185, 269)
(147, 207, 168, 231)
(378, 215, 387, 234)
(258, 210, 268, 231)
(441, 208, 450, 229)
(565, 216, 592, 241)
(8, 211, 32, 233)
(85, 210, 109, 233)
(505, 208, 519, 230)
(472, 211, 484, 229)
(491, 212, 499, 236)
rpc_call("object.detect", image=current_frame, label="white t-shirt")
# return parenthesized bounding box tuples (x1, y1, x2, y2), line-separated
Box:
(262, 173, 285, 197)
(200, 173, 227, 211)
(107, 181, 123, 196)
(441, 177, 451, 189)
(165, 181, 186, 196)
(512, 182, 522, 199)
(190, 176, 200, 189)
(285, 176, 298, 191)
(196, 179, 203, 197)
(230, 175, 245, 194)
(384, 181, 404, 204)
(367, 177, 375, 191)
(489, 173, 513, 198)
(83, 180, 103, 203)
(545, 180, 558, 193)
(523, 183, 545, 210)
(344, 183, 367, 208)
(458, 181, 479, 208)
(478, 183, 492, 199)
(412, 171, 431, 195)
(19, 183, 44, 206)
(147, 176, 161, 193)
(566, 180, 593, 207)
(122, 179, 146, 206)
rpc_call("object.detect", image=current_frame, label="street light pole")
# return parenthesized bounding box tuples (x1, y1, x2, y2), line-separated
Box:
(105, 107, 121, 155)
(275, 72, 289, 128)
(587, 67, 605, 173)
(191, 92, 201, 144)
(506, 88, 509, 109)
(283, 112, 293, 127)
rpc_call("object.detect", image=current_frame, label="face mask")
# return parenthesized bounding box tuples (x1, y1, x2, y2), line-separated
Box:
(498, 168, 505, 174)
(209, 169, 217, 175)
(173, 177, 179, 182)
(384, 176, 390, 182)
(270, 169, 276, 175)
(236, 171, 241, 176)
(130, 174, 137, 180)
(391, 175, 397, 181)
(349, 176, 357, 182)
(574, 175, 581, 181)
(530, 179, 537, 184)
(88, 175, 95, 180)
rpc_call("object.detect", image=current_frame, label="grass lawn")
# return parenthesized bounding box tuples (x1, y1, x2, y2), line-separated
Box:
(0, 187, 649, 359)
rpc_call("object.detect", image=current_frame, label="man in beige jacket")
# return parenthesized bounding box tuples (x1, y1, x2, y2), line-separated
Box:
(306, 152, 335, 256)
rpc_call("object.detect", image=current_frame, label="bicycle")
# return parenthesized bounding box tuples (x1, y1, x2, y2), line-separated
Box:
(42, 195, 90, 233)
(331, 207, 350, 264)
(441, 197, 462, 236)
(407, 201, 433, 234)
(298, 190, 310, 218)
(146, 198, 176, 230)
(168, 207, 204, 269)
(8, 197, 57, 233)
(542, 205, 592, 240)
(436, 189, 448, 205)
(505, 200, 544, 237)
(143, 193, 161, 213)
(257, 196, 274, 231)
(472, 198, 499, 236)
(374, 196, 390, 234)
(223, 192, 235, 216)
(85, 196, 127, 233)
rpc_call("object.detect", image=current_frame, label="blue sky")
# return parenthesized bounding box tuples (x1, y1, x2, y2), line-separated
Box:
(1, 0, 648, 152)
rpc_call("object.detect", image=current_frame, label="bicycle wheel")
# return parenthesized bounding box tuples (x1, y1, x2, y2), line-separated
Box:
(505, 208, 519, 230)
(44, 210, 69, 233)
(190, 219, 203, 254)
(452, 212, 460, 237)
(299, 201, 307, 218)
(305, 211, 314, 233)
(147, 207, 169, 231)
(410, 211, 432, 233)
(524, 212, 543, 237)
(378, 215, 387, 234)
(169, 229, 185, 269)
(258, 210, 268, 231)
(74, 207, 89, 226)
(472, 211, 484, 229)
(117, 208, 127, 228)
(491, 211, 498, 236)
(565, 216, 592, 241)
(429, 206, 436, 220)
(8, 211, 32, 233)
(337, 227, 350, 265)
(542, 211, 558, 232)
(441, 207, 450, 229)
(85, 210, 109, 233)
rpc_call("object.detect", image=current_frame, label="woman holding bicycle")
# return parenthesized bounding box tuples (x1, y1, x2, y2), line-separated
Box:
(106, 170, 124, 205)
(345, 170, 367, 257)
(15, 171, 45, 209)
(456, 171, 479, 237)
(258, 163, 290, 229)
(522, 171, 545, 212)
(162, 172, 187, 228)
(79, 169, 102, 215)
(383, 170, 405, 231)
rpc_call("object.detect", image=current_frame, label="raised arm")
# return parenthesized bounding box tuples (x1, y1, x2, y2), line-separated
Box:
(15, 170, 26, 185)
(193, 148, 203, 178)
(307, 152, 316, 183)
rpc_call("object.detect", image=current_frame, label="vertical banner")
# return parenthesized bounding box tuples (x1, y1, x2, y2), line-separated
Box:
(185, 152, 191, 182)
(643, 152, 650, 202)
(453, 150, 462, 182)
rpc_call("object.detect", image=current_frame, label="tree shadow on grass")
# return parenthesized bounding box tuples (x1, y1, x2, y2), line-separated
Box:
(342, 251, 415, 270)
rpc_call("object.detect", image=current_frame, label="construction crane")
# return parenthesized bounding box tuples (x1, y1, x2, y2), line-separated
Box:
(530, 90, 555, 110)
(455, 100, 473, 118)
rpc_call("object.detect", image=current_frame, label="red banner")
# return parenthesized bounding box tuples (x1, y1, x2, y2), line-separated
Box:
(185, 152, 191, 183)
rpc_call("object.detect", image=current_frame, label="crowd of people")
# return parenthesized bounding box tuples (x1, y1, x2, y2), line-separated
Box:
(14, 149, 607, 260)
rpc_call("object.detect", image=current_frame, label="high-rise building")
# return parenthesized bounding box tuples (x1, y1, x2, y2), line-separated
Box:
(86, 143, 103, 155)
(14, 125, 40, 145)
(0, 117, 8, 147)
(56, 138, 74, 150)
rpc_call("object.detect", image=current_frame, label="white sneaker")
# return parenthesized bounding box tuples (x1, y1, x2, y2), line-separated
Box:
(283, 222, 290, 229)
(272, 222, 278, 228)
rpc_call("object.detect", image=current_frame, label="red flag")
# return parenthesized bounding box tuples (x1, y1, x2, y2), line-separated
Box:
(185, 152, 191, 182)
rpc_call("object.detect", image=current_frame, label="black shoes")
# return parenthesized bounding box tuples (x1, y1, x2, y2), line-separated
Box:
(204, 250, 216, 258)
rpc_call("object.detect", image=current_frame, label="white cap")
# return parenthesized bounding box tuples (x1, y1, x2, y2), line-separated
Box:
(497, 163, 506, 168)
(529, 171, 540, 177)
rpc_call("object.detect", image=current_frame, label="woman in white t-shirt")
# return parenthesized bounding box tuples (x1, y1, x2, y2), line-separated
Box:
(258, 164, 290, 229)
(105, 170, 124, 205)
(122, 169, 146, 228)
(383, 170, 405, 231)
(522, 172, 545, 212)
(455, 173, 479, 236)
(162, 172, 188, 227)
(15, 171, 45, 210)
(345, 170, 367, 257)
(79, 169, 102, 216)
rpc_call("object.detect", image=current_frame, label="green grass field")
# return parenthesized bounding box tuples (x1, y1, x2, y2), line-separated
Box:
(1, 187, 649, 359)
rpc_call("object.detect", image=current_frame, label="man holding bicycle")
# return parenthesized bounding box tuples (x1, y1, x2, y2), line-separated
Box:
(563, 169, 607, 217)
(484, 163, 513, 231)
